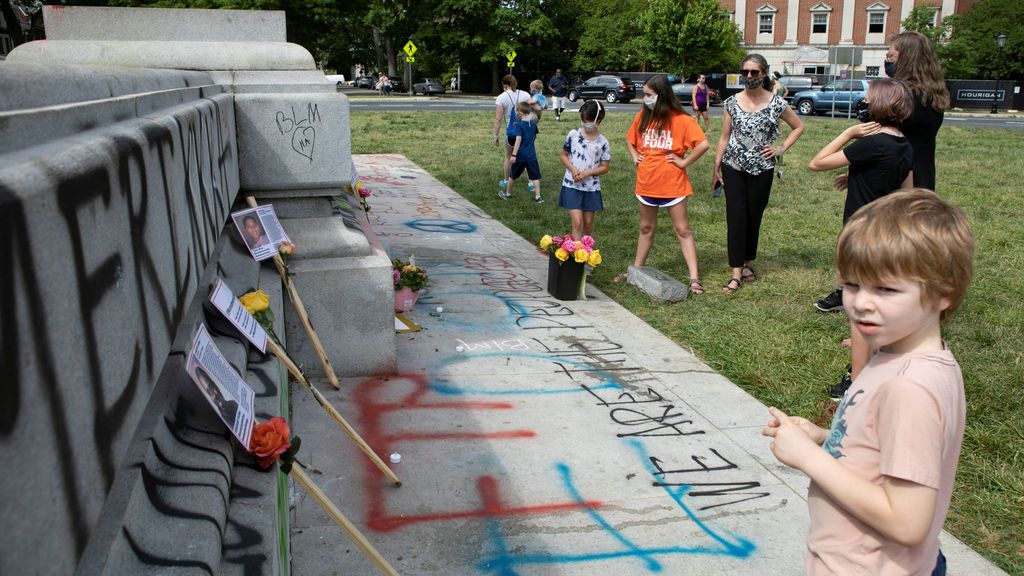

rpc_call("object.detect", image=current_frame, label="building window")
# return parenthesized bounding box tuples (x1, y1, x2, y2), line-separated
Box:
(812, 13, 828, 34)
(868, 12, 885, 34)
(866, 65, 879, 77)
(759, 14, 774, 34)
(803, 65, 827, 75)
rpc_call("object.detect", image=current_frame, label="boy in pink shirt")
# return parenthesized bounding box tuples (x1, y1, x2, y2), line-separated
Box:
(762, 190, 975, 575)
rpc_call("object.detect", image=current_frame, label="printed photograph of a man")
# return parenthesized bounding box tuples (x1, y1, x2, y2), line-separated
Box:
(193, 365, 239, 428)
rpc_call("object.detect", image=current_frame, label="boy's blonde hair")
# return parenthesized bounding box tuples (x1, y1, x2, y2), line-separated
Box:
(530, 79, 543, 92)
(836, 189, 974, 320)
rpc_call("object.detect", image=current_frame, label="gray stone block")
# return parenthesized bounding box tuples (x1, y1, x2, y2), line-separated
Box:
(283, 238, 395, 376)
(235, 93, 352, 190)
(42, 5, 286, 42)
(627, 265, 689, 302)
(8, 40, 315, 71)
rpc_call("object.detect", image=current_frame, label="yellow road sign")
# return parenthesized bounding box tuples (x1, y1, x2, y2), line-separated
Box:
(507, 60, 515, 68)
(403, 41, 417, 57)
(406, 56, 415, 63)
(505, 49, 517, 62)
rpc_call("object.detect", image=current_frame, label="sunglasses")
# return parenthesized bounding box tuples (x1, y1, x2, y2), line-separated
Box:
(739, 70, 763, 77)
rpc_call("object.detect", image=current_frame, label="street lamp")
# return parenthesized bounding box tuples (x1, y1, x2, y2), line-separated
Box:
(991, 33, 1007, 114)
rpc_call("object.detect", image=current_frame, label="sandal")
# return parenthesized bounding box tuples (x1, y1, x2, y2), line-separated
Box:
(612, 272, 629, 284)
(688, 279, 705, 296)
(741, 265, 758, 283)
(722, 277, 742, 294)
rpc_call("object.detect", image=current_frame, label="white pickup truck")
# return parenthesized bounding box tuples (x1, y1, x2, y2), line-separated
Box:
(325, 74, 346, 85)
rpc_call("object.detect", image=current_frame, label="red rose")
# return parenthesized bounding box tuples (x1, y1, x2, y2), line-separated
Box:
(250, 417, 291, 469)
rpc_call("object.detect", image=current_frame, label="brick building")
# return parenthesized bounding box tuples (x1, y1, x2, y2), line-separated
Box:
(718, 0, 981, 77)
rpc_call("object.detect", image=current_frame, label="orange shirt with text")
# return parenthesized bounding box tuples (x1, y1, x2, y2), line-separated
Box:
(626, 111, 706, 198)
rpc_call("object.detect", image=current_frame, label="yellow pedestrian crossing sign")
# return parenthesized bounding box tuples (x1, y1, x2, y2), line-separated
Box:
(505, 49, 516, 69)
(403, 41, 417, 57)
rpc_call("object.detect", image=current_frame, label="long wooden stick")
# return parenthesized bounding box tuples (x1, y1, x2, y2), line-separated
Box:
(246, 196, 341, 390)
(267, 338, 401, 486)
(291, 464, 400, 576)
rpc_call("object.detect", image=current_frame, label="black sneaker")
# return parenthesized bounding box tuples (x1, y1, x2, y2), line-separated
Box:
(813, 288, 844, 312)
(829, 367, 853, 401)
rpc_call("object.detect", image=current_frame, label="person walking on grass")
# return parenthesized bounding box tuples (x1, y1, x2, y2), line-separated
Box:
(493, 75, 533, 194)
(763, 189, 974, 576)
(500, 102, 543, 204)
(618, 75, 709, 296)
(712, 54, 804, 295)
(548, 68, 569, 122)
(559, 100, 610, 240)
(808, 78, 915, 400)
(691, 74, 712, 133)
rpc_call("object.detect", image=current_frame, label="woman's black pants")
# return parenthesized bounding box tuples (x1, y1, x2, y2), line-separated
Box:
(722, 164, 774, 268)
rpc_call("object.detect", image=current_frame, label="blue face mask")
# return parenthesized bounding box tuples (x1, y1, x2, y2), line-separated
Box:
(884, 60, 897, 77)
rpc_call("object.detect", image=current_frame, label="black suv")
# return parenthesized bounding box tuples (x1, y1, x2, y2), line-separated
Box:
(567, 75, 635, 103)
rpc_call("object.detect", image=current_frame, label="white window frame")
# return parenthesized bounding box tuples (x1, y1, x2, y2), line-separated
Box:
(866, 2, 890, 45)
(809, 3, 832, 44)
(755, 4, 777, 44)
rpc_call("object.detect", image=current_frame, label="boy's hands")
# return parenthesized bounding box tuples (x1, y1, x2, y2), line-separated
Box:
(843, 121, 881, 139)
(762, 407, 827, 469)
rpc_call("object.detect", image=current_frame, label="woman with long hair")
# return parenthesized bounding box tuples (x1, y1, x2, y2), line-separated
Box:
(712, 54, 804, 294)
(618, 75, 710, 295)
(493, 75, 533, 195)
(886, 31, 949, 190)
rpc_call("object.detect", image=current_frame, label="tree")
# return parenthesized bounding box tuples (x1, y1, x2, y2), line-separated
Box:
(573, 0, 648, 71)
(640, 0, 744, 77)
(917, 0, 1023, 80)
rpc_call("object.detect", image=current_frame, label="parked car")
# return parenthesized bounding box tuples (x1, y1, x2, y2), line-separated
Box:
(388, 77, 404, 93)
(792, 79, 871, 115)
(567, 75, 635, 103)
(353, 75, 376, 89)
(411, 78, 445, 95)
(672, 81, 722, 106)
(776, 75, 817, 103)
(325, 74, 346, 85)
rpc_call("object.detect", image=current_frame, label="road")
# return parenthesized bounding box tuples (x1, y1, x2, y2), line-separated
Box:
(344, 91, 1024, 130)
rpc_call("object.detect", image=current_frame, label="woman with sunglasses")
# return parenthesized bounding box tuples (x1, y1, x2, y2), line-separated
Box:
(712, 54, 804, 294)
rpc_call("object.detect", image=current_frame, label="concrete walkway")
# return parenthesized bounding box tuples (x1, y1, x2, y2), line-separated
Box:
(289, 154, 1005, 575)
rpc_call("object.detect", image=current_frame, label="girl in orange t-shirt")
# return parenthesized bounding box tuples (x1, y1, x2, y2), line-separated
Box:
(621, 75, 710, 295)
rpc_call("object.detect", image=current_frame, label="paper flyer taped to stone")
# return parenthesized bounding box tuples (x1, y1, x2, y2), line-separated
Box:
(231, 205, 291, 261)
(209, 278, 268, 353)
(186, 324, 256, 446)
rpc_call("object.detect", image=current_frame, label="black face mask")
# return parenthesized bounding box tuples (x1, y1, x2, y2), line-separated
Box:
(855, 100, 871, 123)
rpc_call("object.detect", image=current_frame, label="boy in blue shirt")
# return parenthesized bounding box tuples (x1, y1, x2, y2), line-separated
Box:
(500, 102, 543, 203)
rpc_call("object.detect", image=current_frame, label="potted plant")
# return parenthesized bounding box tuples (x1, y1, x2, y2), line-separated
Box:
(392, 258, 428, 311)
(539, 234, 602, 301)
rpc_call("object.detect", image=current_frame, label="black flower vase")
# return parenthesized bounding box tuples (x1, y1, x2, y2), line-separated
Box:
(547, 253, 586, 301)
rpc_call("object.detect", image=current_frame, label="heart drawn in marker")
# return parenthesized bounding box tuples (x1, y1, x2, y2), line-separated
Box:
(292, 127, 315, 162)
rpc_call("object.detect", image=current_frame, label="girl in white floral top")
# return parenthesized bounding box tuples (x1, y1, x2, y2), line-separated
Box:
(558, 100, 610, 240)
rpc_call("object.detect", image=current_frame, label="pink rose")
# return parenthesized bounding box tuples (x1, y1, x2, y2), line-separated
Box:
(562, 240, 576, 253)
(581, 235, 595, 248)
(393, 269, 401, 285)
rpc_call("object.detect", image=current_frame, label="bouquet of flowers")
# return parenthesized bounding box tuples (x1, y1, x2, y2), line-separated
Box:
(539, 234, 602, 268)
(392, 258, 428, 292)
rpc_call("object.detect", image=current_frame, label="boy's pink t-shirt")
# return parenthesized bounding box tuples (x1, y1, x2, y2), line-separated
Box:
(807, 348, 965, 575)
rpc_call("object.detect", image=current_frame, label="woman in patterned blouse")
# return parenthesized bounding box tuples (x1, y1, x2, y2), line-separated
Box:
(712, 54, 804, 294)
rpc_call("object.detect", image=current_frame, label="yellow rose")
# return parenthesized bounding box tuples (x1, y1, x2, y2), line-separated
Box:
(574, 248, 589, 263)
(239, 290, 270, 314)
(554, 247, 569, 262)
(539, 235, 553, 250)
(587, 250, 602, 267)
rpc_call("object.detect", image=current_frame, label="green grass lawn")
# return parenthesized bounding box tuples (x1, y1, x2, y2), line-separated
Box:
(351, 109, 1024, 572)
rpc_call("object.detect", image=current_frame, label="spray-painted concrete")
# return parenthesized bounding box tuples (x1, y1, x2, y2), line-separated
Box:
(289, 154, 1006, 576)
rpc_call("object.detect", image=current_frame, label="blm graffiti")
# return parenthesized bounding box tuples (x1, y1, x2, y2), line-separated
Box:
(274, 103, 321, 163)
